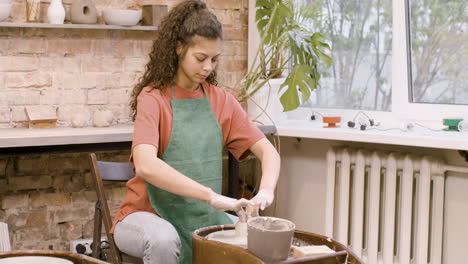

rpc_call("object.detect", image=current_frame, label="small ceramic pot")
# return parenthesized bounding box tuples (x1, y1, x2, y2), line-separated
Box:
(247, 216, 295, 262)
(323, 116, 341, 128)
(93, 108, 113, 127)
(71, 112, 88, 128)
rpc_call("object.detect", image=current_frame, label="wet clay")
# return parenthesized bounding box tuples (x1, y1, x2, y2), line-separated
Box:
(206, 230, 247, 248)
(248, 216, 294, 232)
(206, 221, 248, 248)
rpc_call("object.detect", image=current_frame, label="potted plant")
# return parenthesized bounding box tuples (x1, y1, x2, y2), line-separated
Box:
(239, 0, 332, 123)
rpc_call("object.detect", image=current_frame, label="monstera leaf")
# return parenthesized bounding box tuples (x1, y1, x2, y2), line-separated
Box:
(279, 64, 317, 111)
(255, 0, 292, 45)
(241, 0, 332, 113)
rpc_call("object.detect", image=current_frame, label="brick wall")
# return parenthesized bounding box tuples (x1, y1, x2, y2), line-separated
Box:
(0, 151, 131, 250)
(0, 0, 249, 251)
(0, 0, 248, 128)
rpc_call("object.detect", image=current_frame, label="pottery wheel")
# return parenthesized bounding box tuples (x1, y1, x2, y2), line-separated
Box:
(0, 256, 74, 264)
(206, 230, 247, 249)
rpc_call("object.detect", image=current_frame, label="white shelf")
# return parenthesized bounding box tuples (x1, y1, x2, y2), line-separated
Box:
(276, 120, 468, 151)
(0, 125, 133, 148)
(0, 22, 157, 31)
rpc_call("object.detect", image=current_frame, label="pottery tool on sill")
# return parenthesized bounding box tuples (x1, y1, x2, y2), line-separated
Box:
(323, 116, 342, 128)
(443, 118, 463, 131)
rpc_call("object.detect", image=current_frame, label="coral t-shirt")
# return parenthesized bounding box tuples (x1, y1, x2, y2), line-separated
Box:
(111, 82, 265, 232)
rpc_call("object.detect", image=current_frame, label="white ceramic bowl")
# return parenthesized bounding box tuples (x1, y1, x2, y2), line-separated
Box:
(0, 3, 11, 22)
(102, 9, 142, 26)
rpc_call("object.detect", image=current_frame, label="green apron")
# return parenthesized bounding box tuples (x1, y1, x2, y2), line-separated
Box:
(146, 83, 233, 264)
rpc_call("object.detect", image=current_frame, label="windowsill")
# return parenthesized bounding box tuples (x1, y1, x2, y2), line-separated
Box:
(275, 119, 468, 151)
(1, 121, 467, 151)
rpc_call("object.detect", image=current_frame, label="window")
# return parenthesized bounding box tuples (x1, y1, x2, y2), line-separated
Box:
(303, 0, 393, 111)
(407, 0, 467, 105)
(248, 0, 468, 122)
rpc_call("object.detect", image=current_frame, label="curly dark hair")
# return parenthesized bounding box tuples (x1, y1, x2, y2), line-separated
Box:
(129, 0, 223, 121)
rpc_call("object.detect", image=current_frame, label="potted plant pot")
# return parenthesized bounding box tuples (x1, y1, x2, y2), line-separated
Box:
(247, 78, 287, 125)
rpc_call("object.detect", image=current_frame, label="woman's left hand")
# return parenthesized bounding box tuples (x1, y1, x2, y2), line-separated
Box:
(251, 189, 274, 210)
(245, 189, 275, 217)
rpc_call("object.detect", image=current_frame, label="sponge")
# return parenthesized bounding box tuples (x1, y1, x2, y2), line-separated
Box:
(292, 245, 335, 258)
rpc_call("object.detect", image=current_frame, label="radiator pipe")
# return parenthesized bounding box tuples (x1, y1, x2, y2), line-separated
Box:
(443, 165, 468, 174)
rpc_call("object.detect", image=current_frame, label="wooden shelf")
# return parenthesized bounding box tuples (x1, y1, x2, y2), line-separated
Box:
(0, 22, 157, 31)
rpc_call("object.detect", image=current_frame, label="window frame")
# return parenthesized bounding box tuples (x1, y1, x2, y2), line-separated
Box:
(247, 0, 468, 125)
(394, 0, 468, 121)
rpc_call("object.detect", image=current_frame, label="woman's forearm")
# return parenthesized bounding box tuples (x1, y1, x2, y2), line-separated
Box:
(251, 138, 281, 192)
(259, 148, 281, 191)
(135, 152, 214, 202)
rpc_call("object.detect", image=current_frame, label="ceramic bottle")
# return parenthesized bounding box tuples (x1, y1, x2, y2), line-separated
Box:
(47, 0, 65, 24)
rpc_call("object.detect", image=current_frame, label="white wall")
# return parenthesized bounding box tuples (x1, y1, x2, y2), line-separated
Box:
(274, 137, 468, 263)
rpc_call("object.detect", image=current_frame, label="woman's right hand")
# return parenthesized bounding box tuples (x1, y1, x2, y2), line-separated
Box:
(207, 192, 250, 213)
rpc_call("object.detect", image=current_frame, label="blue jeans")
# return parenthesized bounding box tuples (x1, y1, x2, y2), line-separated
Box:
(114, 211, 237, 264)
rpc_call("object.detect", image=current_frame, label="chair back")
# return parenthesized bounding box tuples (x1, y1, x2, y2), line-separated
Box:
(89, 153, 136, 264)
(96, 161, 134, 181)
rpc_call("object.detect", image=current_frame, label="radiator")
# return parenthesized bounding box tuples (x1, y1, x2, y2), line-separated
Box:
(325, 147, 468, 264)
(0, 222, 11, 252)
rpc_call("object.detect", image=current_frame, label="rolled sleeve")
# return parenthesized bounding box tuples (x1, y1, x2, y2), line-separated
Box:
(132, 90, 160, 152)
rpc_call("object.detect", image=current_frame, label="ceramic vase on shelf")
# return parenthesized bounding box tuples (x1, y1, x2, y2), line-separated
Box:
(47, 0, 65, 24)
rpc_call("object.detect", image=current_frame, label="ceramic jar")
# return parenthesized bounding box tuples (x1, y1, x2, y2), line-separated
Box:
(93, 107, 114, 127)
(70, 0, 97, 24)
(47, 0, 65, 24)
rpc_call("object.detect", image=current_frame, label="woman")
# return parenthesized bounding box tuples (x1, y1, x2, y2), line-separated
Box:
(111, 1, 281, 263)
